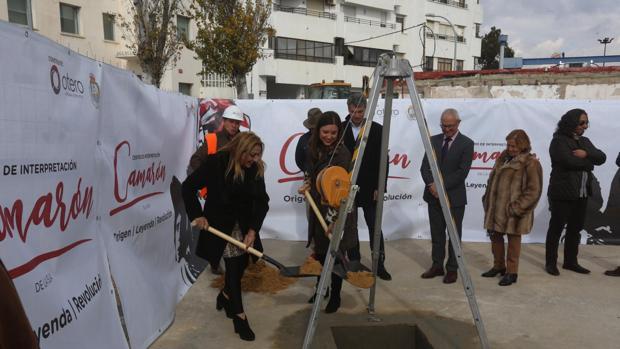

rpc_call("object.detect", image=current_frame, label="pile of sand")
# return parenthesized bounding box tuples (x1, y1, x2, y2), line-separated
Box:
(210, 260, 296, 294)
(300, 256, 322, 275)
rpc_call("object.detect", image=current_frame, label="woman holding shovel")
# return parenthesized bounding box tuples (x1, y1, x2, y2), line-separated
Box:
(299, 112, 358, 313)
(182, 132, 269, 341)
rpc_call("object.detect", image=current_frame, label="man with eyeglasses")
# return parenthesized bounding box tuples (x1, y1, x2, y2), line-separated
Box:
(343, 93, 392, 281)
(420, 108, 474, 284)
(545, 109, 606, 276)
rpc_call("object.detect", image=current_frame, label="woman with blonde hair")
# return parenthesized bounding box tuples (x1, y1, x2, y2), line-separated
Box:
(481, 129, 543, 286)
(182, 132, 269, 341)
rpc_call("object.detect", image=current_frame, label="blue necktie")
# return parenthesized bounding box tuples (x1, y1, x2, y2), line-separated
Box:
(441, 137, 452, 163)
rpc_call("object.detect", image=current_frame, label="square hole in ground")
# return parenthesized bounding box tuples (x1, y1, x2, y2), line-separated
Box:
(331, 324, 433, 349)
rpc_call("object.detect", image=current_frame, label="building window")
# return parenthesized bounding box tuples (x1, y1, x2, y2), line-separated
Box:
(60, 3, 80, 34)
(424, 56, 434, 71)
(437, 57, 452, 71)
(475, 23, 481, 38)
(103, 13, 115, 41)
(178, 83, 192, 95)
(8, 0, 30, 26)
(274, 37, 334, 63)
(177, 15, 189, 41)
(396, 14, 405, 33)
(344, 45, 391, 67)
(456, 59, 464, 71)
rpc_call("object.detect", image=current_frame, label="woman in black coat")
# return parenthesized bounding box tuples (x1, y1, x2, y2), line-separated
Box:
(544, 109, 606, 276)
(299, 111, 358, 313)
(604, 152, 620, 277)
(182, 132, 269, 341)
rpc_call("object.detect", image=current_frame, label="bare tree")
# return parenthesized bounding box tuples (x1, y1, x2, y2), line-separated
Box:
(121, 0, 185, 87)
(189, 0, 274, 98)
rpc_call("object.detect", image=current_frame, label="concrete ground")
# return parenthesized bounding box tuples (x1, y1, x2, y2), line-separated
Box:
(150, 240, 620, 349)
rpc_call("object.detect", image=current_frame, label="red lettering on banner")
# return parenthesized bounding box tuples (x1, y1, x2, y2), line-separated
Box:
(471, 151, 501, 170)
(110, 141, 166, 216)
(277, 133, 304, 183)
(0, 178, 94, 243)
(389, 153, 411, 169)
(277, 133, 412, 182)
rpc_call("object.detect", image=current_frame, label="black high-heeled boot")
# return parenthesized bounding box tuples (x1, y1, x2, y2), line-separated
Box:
(325, 276, 342, 314)
(216, 291, 233, 319)
(232, 315, 255, 341)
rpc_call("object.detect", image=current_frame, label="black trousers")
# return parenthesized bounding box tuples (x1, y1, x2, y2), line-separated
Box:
(347, 203, 386, 265)
(545, 198, 588, 266)
(428, 202, 464, 272)
(224, 254, 249, 314)
(315, 253, 343, 300)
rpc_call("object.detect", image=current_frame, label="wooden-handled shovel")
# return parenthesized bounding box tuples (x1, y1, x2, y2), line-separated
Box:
(192, 222, 316, 278)
(304, 191, 375, 289)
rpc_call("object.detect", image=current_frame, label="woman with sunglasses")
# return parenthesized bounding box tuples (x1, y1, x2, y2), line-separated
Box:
(544, 109, 606, 276)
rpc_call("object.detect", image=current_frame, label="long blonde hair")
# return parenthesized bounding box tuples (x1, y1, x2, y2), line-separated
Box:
(219, 131, 265, 182)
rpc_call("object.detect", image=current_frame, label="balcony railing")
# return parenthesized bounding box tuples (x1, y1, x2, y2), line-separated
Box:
(426, 32, 466, 44)
(273, 4, 336, 20)
(344, 16, 396, 29)
(427, 0, 468, 9)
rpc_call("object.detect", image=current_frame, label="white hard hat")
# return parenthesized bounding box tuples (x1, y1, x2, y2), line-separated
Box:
(222, 105, 244, 121)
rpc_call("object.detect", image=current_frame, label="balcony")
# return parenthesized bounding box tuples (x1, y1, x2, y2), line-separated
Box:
(426, 32, 466, 44)
(344, 16, 396, 29)
(116, 50, 138, 60)
(427, 0, 468, 9)
(273, 4, 336, 20)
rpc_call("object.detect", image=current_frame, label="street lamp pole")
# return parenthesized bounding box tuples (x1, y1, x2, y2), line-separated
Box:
(598, 37, 614, 67)
(426, 13, 458, 71)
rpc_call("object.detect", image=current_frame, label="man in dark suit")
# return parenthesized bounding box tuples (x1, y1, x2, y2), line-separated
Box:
(420, 108, 474, 284)
(343, 93, 391, 281)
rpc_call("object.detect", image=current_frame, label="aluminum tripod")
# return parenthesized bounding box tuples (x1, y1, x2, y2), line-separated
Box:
(301, 54, 489, 349)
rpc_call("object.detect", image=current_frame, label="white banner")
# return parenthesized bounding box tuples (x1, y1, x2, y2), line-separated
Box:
(97, 65, 203, 348)
(237, 98, 620, 244)
(0, 22, 128, 349)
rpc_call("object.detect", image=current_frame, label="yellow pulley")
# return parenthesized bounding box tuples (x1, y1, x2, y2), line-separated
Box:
(315, 166, 350, 208)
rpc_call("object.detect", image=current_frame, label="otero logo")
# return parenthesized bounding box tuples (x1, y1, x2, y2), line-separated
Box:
(49, 64, 85, 97)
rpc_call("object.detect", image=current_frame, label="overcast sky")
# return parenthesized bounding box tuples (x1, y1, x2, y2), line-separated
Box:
(482, 0, 620, 58)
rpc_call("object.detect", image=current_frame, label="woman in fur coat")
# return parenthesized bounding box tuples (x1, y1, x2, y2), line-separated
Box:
(481, 129, 543, 286)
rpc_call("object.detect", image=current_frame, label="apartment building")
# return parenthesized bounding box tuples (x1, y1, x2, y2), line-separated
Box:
(256, 0, 482, 98)
(1, 0, 483, 99)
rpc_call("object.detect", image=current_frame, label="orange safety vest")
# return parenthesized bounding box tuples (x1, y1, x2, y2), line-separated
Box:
(199, 133, 218, 198)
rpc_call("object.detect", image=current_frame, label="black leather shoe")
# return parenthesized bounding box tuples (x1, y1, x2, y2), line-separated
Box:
(604, 267, 620, 277)
(562, 263, 590, 274)
(481, 267, 506, 278)
(377, 264, 392, 281)
(325, 295, 341, 314)
(545, 265, 560, 276)
(216, 291, 233, 319)
(421, 266, 445, 279)
(443, 271, 458, 284)
(232, 315, 255, 341)
(498, 273, 518, 286)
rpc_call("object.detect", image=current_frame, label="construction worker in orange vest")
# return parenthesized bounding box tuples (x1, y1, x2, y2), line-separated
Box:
(189, 105, 244, 173)
(189, 105, 243, 275)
